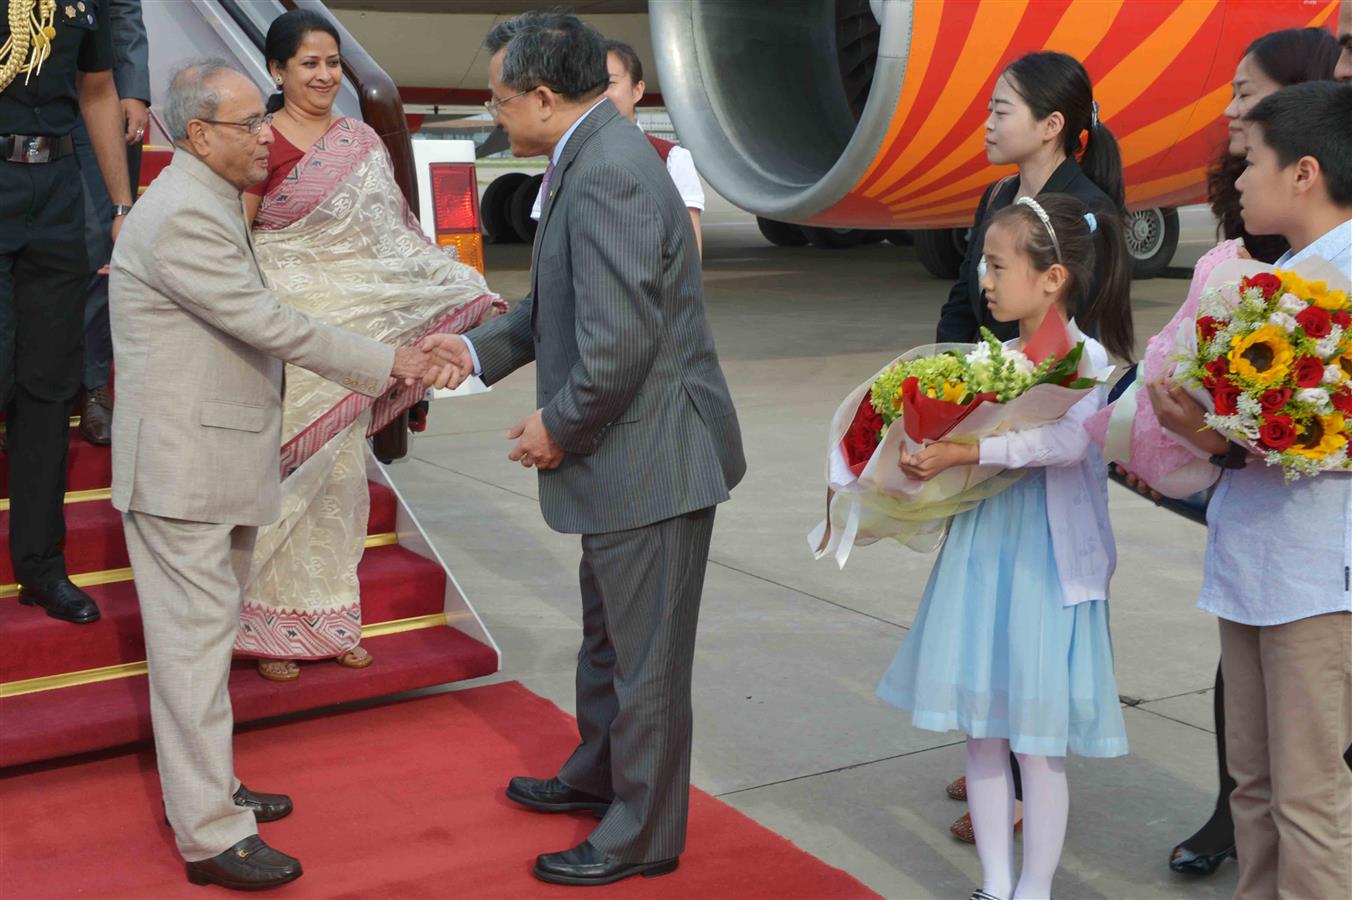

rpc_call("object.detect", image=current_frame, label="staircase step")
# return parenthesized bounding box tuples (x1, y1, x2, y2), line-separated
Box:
(0, 543, 448, 684)
(0, 483, 400, 587)
(0, 433, 111, 499)
(0, 624, 499, 768)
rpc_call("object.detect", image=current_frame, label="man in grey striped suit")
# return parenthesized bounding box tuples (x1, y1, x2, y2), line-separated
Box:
(425, 12, 744, 887)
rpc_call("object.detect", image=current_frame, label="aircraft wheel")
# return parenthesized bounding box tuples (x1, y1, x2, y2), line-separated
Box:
(914, 227, 968, 279)
(1127, 206, 1180, 280)
(481, 172, 529, 243)
(510, 174, 544, 243)
(756, 216, 809, 247)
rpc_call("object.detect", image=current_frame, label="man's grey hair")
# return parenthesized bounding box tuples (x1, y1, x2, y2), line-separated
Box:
(162, 58, 249, 141)
(485, 12, 608, 102)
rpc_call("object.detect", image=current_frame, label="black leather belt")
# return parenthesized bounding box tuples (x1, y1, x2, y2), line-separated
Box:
(1, 134, 76, 164)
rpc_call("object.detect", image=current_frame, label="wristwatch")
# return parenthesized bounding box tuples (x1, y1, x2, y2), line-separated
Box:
(112, 204, 133, 218)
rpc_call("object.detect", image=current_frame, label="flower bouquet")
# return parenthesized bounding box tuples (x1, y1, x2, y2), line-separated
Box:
(1173, 257, 1352, 480)
(809, 315, 1112, 567)
(1084, 240, 1239, 499)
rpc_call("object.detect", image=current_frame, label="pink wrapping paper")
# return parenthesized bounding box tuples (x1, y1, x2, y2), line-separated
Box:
(1084, 240, 1242, 496)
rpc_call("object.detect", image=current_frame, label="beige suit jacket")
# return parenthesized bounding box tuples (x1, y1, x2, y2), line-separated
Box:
(108, 151, 395, 527)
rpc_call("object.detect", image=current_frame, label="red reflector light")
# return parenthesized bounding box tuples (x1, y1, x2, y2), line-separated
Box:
(430, 162, 480, 233)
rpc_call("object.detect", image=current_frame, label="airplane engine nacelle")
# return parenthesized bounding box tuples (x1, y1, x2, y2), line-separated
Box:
(651, 0, 1339, 231)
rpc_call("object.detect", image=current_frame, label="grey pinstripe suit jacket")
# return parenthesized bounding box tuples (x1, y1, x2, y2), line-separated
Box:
(468, 100, 745, 535)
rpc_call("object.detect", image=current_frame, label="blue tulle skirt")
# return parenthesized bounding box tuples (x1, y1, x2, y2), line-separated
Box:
(876, 470, 1128, 758)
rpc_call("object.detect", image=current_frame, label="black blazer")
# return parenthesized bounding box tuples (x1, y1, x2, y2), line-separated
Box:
(935, 158, 1116, 343)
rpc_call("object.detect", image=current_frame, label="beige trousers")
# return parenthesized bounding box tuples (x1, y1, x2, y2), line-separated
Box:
(1220, 611, 1352, 900)
(123, 512, 259, 862)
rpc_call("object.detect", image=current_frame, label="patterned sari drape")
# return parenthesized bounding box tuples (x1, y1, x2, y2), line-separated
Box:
(234, 118, 503, 659)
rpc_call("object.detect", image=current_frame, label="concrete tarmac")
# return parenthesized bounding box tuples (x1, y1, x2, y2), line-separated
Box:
(391, 184, 1233, 898)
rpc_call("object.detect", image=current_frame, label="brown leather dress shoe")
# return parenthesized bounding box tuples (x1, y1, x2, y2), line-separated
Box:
(79, 386, 113, 446)
(185, 835, 302, 890)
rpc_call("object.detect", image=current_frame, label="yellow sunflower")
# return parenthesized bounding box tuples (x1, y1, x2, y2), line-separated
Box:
(1228, 325, 1294, 387)
(1289, 413, 1349, 460)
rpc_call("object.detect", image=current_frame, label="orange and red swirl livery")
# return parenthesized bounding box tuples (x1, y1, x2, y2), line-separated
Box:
(815, 0, 1341, 229)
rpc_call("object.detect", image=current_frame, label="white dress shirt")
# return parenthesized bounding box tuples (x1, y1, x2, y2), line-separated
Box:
(1198, 218, 1352, 626)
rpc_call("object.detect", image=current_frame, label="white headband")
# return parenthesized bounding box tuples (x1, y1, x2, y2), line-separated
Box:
(1014, 197, 1099, 264)
(1016, 196, 1062, 263)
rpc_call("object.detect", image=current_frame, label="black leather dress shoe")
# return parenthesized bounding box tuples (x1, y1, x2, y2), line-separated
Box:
(164, 785, 294, 827)
(506, 776, 611, 817)
(185, 835, 302, 891)
(18, 579, 100, 624)
(1169, 841, 1236, 876)
(533, 840, 678, 886)
(233, 785, 293, 823)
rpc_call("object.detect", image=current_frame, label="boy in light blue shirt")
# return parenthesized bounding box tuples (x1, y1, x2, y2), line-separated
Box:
(1148, 80, 1352, 900)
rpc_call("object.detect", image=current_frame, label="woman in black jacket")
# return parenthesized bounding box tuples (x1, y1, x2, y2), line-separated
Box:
(935, 51, 1133, 362)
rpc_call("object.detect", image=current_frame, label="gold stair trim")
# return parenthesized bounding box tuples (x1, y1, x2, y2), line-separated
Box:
(0, 487, 112, 512)
(0, 532, 400, 598)
(0, 416, 80, 434)
(0, 612, 449, 698)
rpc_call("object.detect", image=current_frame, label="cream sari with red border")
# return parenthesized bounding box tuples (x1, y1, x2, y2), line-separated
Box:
(234, 118, 503, 659)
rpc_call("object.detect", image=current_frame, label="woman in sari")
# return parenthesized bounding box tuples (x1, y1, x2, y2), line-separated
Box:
(236, 10, 503, 681)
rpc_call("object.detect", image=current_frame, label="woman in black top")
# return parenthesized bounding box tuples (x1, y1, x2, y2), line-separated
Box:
(936, 51, 1133, 363)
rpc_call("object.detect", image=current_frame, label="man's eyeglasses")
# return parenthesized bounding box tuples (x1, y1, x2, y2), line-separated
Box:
(197, 113, 274, 135)
(484, 89, 533, 116)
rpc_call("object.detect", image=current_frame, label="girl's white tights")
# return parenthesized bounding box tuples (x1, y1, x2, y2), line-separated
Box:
(964, 737, 1069, 900)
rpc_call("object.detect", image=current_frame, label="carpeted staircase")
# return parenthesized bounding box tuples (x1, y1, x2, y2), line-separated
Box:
(0, 419, 499, 768)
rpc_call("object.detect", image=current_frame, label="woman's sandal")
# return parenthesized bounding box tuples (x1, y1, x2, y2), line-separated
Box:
(257, 659, 299, 682)
(949, 811, 1024, 844)
(946, 775, 967, 801)
(336, 646, 374, 669)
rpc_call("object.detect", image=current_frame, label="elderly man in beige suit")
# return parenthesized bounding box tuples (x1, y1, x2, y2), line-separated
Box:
(109, 59, 441, 891)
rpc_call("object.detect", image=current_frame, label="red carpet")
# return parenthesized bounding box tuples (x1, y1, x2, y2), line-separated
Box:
(0, 681, 877, 899)
(2, 426, 499, 768)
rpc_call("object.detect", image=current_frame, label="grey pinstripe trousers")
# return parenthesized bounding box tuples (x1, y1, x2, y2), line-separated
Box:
(556, 505, 717, 863)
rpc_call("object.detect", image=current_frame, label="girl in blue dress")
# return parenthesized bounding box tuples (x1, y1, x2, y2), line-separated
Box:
(885, 193, 1133, 900)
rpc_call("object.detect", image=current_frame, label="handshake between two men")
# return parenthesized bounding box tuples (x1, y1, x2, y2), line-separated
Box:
(390, 333, 564, 470)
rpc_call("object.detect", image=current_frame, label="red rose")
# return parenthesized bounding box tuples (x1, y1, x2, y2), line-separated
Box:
(1294, 356, 1325, 388)
(1333, 310, 1352, 329)
(842, 396, 883, 473)
(1196, 316, 1221, 342)
(1259, 387, 1292, 414)
(1258, 414, 1297, 451)
(1202, 357, 1229, 390)
(1333, 388, 1352, 415)
(1242, 272, 1283, 299)
(1213, 384, 1241, 415)
(1295, 306, 1333, 339)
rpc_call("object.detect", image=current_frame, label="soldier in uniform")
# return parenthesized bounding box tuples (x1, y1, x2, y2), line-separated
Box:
(1, 0, 132, 623)
(73, 0, 149, 445)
